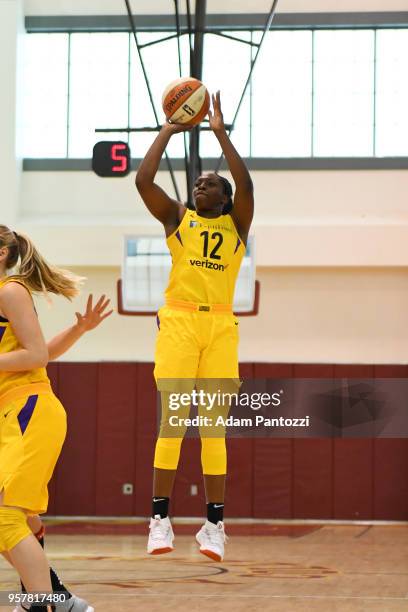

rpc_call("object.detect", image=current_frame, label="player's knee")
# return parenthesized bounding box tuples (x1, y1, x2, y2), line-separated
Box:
(154, 437, 183, 470)
(200, 438, 227, 475)
(0, 506, 31, 553)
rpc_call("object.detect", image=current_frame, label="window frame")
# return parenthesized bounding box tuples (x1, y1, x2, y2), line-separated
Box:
(23, 12, 408, 170)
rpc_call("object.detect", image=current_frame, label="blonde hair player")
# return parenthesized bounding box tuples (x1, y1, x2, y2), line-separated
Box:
(136, 91, 254, 561)
(0, 226, 112, 612)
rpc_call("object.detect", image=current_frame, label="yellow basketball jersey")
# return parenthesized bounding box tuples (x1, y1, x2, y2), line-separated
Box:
(165, 210, 245, 304)
(0, 278, 49, 399)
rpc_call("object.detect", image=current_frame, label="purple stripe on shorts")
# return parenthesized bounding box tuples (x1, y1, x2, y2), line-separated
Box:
(17, 395, 38, 434)
(156, 314, 160, 329)
(0, 327, 6, 343)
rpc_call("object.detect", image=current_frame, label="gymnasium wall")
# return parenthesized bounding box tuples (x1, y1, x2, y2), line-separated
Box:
(45, 361, 408, 520)
(20, 167, 408, 268)
(34, 266, 408, 364)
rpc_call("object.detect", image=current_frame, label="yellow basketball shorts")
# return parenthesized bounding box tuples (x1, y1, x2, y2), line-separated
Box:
(0, 390, 67, 515)
(0, 507, 32, 553)
(154, 305, 240, 380)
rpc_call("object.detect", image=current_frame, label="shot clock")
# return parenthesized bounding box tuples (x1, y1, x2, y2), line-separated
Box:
(92, 141, 131, 177)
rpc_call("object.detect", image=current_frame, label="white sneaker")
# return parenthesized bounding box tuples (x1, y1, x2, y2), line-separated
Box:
(196, 520, 227, 562)
(13, 595, 94, 612)
(13, 594, 94, 611)
(147, 514, 174, 555)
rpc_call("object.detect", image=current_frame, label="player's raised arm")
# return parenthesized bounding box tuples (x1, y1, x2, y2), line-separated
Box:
(135, 123, 190, 230)
(208, 91, 254, 242)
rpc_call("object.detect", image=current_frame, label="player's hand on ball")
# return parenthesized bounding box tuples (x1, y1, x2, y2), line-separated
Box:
(162, 121, 193, 134)
(75, 294, 113, 333)
(208, 91, 225, 133)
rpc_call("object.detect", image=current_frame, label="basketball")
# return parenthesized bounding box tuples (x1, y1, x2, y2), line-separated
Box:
(162, 77, 210, 126)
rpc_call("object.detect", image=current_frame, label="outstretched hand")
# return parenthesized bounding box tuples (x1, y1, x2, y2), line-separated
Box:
(74, 294, 113, 333)
(208, 91, 226, 133)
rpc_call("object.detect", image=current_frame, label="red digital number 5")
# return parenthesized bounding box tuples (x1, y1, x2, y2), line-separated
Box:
(111, 144, 128, 172)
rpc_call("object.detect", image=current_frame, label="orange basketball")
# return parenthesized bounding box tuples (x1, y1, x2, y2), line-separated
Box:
(162, 77, 210, 126)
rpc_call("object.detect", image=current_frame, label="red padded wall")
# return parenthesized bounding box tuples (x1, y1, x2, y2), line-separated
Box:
(374, 365, 408, 377)
(374, 439, 408, 520)
(331, 365, 374, 519)
(334, 365, 374, 378)
(253, 364, 293, 518)
(293, 364, 334, 378)
(133, 363, 157, 516)
(292, 365, 334, 518)
(293, 440, 333, 519)
(43, 361, 407, 520)
(333, 439, 374, 519)
(95, 363, 137, 515)
(225, 363, 254, 517)
(54, 363, 98, 515)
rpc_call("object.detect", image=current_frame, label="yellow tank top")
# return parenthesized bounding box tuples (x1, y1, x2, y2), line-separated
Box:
(165, 210, 245, 304)
(0, 278, 49, 399)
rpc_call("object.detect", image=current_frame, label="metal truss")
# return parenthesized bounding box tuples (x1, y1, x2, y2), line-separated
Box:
(96, 0, 280, 205)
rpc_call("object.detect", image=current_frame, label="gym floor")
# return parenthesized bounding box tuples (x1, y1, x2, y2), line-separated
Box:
(1, 520, 407, 611)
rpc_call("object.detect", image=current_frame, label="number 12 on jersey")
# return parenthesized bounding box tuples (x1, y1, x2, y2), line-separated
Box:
(200, 231, 223, 260)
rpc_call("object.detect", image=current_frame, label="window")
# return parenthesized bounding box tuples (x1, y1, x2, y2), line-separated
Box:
(252, 30, 312, 157)
(22, 28, 408, 159)
(313, 30, 375, 157)
(69, 33, 129, 157)
(375, 29, 408, 156)
(22, 34, 69, 157)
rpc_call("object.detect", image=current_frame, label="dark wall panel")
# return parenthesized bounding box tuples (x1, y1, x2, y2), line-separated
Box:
(225, 439, 253, 517)
(293, 364, 334, 378)
(54, 363, 98, 515)
(254, 363, 293, 378)
(334, 365, 374, 378)
(133, 363, 157, 516)
(333, 439, 374, 519)
(95, 363, 137, 515)
(293, 439, 333, 519)
(253, 364, 293, 518)
(374, 365, 408, 377)
(239, 363, 254, 379)
(374, 439, 408, 520)
(253, 439, 293, 518)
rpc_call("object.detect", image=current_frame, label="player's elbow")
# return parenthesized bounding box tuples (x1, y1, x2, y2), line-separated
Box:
(31, 346, 49, 368)
(135, 170, 151, 193)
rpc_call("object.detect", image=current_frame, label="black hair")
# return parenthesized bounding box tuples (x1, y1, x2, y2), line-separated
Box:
(216, 174, 233, 215)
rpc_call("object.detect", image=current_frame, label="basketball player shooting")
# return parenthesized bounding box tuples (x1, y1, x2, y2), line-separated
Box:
(135, 91, 254, 561)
